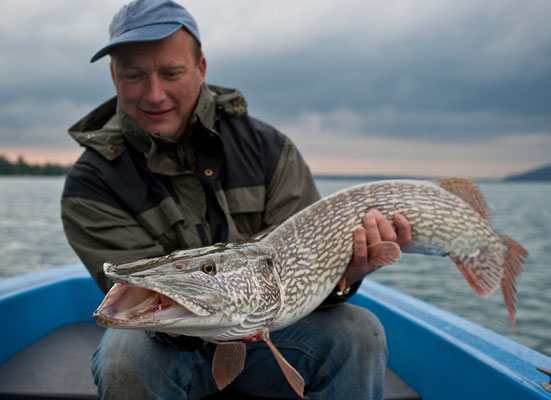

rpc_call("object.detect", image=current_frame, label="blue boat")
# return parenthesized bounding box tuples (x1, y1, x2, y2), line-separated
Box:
(1, 263, 550, 399)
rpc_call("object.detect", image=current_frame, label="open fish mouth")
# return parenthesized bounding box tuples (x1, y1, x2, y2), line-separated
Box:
(93, 283, 220, 329)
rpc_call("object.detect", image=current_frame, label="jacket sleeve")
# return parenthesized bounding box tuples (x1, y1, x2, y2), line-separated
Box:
(264, 136, 320, 225)
(263, 137, 357, 305)
(62, 195, 210, 352)
(61, 196, 167, 293)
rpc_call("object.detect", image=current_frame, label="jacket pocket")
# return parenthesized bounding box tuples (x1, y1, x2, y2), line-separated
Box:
(225, 186, 266, 236)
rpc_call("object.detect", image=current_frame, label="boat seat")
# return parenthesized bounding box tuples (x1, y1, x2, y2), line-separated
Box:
(0, 323, 420, 399)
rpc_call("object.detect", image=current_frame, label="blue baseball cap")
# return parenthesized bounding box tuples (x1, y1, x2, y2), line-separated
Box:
(90, 0, 201, 63)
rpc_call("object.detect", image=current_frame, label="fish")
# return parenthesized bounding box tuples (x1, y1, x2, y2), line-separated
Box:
(93, 178, 528, 398)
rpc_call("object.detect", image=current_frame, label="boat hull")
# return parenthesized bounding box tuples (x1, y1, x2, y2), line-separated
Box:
(1, 264, 550, 399)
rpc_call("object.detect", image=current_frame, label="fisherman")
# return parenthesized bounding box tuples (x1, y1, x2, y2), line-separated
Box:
(61, 0, 411, 398)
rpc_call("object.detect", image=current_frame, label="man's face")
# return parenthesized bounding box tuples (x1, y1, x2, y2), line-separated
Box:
(110, 29, 206, 140)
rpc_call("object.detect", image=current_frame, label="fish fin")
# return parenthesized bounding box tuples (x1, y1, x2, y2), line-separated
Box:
(435, 178, 491, 220)
(259, 329, 305, 398)
(212, 342, 247, 391)
(449, 247, 503, 298)
(499, 235, 528, 330)
(367, 241, 402, 266)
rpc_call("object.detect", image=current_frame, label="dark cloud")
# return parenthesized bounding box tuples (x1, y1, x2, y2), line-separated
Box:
(1, 0, 550, 153)
(206, 31, 551, 141)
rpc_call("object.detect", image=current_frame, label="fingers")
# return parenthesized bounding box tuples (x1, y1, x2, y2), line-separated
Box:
(345, 226, 378, 287)
(352, 226, 368, 266)
(362, 212, 381, 244)
(393, 213, 412, 247)
(363, 209, 397, 244)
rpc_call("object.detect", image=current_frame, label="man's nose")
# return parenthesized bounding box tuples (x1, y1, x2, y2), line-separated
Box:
(144, 75, 166, 104)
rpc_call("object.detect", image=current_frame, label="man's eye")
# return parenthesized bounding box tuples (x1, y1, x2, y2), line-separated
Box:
(163, 71, 182, 80)
(122, 73, 143, 82)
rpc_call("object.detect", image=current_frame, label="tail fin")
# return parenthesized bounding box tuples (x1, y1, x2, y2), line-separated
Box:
(500, 235, 528, 330)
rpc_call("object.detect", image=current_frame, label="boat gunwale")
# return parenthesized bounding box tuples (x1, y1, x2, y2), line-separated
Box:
(1, 263, 550, 399)
(351, 280, 551, 399)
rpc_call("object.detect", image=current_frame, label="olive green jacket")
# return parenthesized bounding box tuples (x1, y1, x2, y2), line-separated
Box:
(61, 84, 320, 294)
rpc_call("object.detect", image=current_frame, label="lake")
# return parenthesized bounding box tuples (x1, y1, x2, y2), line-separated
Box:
(0, 176, 550, 357)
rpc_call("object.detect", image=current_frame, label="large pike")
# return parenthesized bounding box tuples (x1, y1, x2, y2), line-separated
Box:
(94, 178, 527, 397)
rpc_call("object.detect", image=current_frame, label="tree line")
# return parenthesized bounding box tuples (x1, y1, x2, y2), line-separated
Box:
(0, 155, 71, 176)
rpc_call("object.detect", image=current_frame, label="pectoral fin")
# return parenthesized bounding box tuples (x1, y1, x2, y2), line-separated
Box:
(212, 342, 247, 390)
(259, 329, 305, 398)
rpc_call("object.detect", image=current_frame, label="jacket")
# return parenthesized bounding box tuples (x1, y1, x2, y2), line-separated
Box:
(61, 84, 357, 350)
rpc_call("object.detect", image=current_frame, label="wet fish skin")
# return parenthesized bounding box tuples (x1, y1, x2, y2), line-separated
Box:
(93, 178, 528, 397)
(95, 242, 280, 340)
(261, 178, 525, 330)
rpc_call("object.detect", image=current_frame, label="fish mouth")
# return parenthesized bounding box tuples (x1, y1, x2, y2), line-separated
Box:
(93, 282, 220, 330)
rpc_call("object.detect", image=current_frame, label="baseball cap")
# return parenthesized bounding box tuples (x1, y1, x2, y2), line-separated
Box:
(90, 0, 201, 63)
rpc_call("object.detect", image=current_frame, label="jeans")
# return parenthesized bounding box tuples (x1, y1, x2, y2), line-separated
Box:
(92, 303, 387, 400)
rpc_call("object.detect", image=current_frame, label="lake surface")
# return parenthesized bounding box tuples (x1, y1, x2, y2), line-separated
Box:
(0, 176, 550, 357)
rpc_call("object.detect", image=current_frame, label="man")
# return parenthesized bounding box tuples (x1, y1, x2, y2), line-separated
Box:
(61, 1, 411, 399)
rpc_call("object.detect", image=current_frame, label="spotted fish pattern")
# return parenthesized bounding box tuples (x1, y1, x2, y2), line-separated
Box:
(262, 178, 526, 331)
(94, 178, 528, 397)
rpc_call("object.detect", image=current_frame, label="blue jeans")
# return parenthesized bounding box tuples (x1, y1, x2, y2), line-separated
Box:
(92, 303, 387, 399)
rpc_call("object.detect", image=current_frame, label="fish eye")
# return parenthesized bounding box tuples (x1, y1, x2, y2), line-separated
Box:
(200, 262, 216, 276)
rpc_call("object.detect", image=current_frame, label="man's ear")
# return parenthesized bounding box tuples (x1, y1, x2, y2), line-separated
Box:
(198, 54, 207, 84)
(109, 59, 117, 86)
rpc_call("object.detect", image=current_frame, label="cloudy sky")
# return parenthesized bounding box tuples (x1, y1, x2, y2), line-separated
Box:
(1, 0, 550, 178)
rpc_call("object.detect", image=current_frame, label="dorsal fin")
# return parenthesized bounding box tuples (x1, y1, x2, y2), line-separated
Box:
(435, 178, 491, 220)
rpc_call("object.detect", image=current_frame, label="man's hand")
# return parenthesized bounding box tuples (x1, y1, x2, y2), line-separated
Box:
(344, 209, 411, 288)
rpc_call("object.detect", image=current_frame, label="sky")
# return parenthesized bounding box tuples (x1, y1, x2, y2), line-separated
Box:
(1, 0, 550, 178)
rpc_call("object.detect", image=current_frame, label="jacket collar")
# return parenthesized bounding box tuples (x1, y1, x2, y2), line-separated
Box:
(68, 83, 247, 174)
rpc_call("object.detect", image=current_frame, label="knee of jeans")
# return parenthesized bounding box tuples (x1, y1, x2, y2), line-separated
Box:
(299, 305, 387, 391)
(92, 331, 163, 392)
(327, 305, 387, 359)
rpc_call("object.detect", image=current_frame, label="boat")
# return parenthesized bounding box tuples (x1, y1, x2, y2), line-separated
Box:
(0, 263, 550, 399)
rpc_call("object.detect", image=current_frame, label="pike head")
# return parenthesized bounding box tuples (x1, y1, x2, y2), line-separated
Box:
(93, 243, 282, 341)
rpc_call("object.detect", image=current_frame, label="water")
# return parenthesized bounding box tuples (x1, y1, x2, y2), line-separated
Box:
(0, 177, 80, 275)
(0, 176, 550, 357)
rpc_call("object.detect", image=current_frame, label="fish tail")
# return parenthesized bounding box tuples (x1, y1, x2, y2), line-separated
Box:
(450, 249, 502, 299)
(500, 235, 528, 330)
(450, 235, 528, 329)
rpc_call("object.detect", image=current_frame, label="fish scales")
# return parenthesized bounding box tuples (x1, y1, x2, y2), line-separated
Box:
(263, 180, 508, 329)
(94, 178, 527, 398)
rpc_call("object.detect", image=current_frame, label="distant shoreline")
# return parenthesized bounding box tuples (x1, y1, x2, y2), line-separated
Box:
(313, 174, 551, 183)
(1, 154, 549, 181)
(0, 155, 71, 176)
(313, 174, 504, 182)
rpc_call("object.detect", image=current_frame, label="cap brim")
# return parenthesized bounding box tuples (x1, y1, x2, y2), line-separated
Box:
(90, 23, 183, 63)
